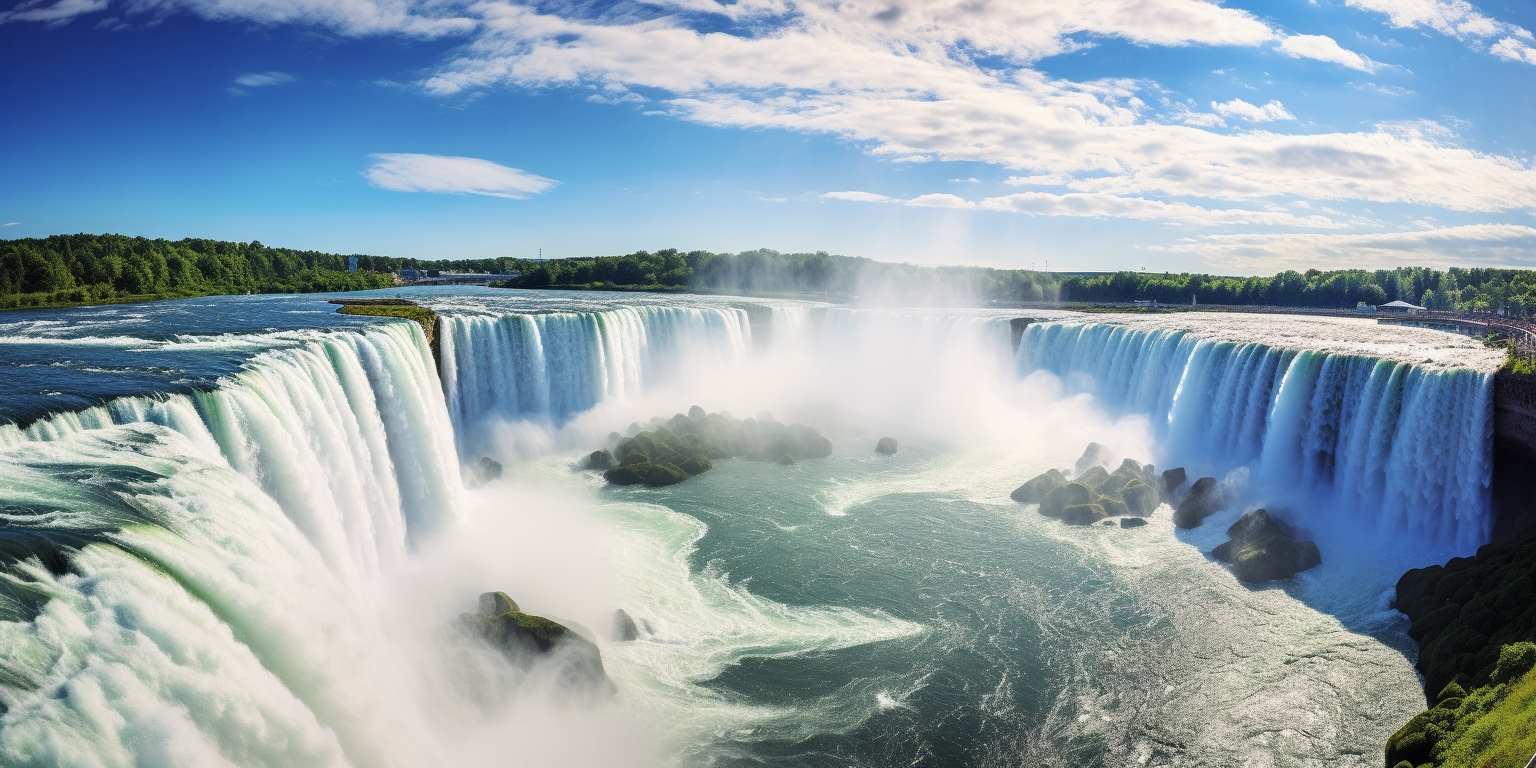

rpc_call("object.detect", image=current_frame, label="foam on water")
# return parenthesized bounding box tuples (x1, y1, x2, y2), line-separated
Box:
(1018, 317, 1494, 559)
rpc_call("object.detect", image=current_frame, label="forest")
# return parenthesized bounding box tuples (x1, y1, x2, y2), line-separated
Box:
(8, 234, 1536, 316)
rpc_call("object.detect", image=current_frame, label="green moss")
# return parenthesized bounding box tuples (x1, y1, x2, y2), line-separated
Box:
(1437, 665, 1536, 768)
(335, 301, 437, 347)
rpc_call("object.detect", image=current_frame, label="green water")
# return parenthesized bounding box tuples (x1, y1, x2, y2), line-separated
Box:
(580, 442, 1424, 767)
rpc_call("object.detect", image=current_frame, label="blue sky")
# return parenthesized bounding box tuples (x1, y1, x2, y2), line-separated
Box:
(2, 0, 1534, 274)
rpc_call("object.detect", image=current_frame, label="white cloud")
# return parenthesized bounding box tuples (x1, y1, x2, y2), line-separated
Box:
(1211, 97, 1295, 123)
(1278, 33, 1379, 72)
(364, 153, 555, 199)
(1157, 224, 1536, 270)
(822, 188, 1354, 228)
(1, 222, 19, 227)
(1343, 0, 1536, 66)
(0, 0, 107, 24)
(947, 177, 980, 184)
(232, 71, 294, 89)
(0, 0, 473, 36)
(1004, 174, 1073, 187)
(821, 190, 896, 203)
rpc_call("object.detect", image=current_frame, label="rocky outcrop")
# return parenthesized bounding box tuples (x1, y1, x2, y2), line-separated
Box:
(461, 592, 612, 691)
(1019, 449, 1164, 525)
(875, 437, 899, 456)
(1011, 468, 1067, 503)
(332, 298, 439, 365)
(595, 408, 831, 488)
(1161, 467, 1187, 498)
(612, 609, 641, 641)
(1120, 517, 1147, 529)
(1073, 442, 1112, 476)
(1210, 509, 1320, 582)
(581, 450, 615, 471)
(466, 456, 503, 486)
(1173, 476, 1223, 528)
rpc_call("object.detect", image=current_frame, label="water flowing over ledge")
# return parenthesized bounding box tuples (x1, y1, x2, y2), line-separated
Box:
(437, 305, 752, 451)
(0, 322, 462, 577)
(1017, 319, 1495, 557)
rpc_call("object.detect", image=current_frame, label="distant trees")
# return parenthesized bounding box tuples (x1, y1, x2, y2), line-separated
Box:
(11, 233, 1536, 317)
(0, 234, 397, 309)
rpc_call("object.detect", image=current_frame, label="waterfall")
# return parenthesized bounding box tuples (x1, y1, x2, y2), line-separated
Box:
(437, 305, 752, 451)
(1017, 320, 1494, 555)
(0, 321, 462, 582)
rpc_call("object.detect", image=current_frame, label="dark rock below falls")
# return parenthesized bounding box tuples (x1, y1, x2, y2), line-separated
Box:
(1211, 509, 1321, 582)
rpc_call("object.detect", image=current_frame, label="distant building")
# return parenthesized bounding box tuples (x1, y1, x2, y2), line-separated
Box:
(1378, 300, 1426, 315)
(398, 267, 423, 282)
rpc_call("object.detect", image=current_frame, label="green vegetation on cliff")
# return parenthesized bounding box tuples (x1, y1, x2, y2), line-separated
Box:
(1389, 535, 1536, 766)
(1, 234, 398, 309)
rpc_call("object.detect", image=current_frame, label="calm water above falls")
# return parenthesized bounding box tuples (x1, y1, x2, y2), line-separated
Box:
(0, 290, 1499, 767)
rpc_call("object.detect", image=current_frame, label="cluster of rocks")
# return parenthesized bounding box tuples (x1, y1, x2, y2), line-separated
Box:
(584, 407, 833, 487)
(1211, 509, 1321, 582)
(459, 591, 613, 691)
(1012, 442, 1321, 583)
(1010, 443, 1176, 527)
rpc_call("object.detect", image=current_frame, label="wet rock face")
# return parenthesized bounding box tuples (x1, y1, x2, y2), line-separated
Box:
(1073, 442, 1112, 476)
(462, 591, 613, 692)
(1161, 467, 1187, 497)
(467, 456, 503, 486)
(1019, 447, 1165, 526)
(1173, 477, 1223, 529)
(875, 437, 898, 456)
(1211, 510, 1321, 582)
(593, 409, 831, 488)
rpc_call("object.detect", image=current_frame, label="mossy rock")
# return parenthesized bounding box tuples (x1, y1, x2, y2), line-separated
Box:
(1121, 480, 1159, 516)
(597, 409, 831, 487)
(679, 455, 713, 475)
(464, 592, 612, 692)
(1075, 465, 1111, 490)
(581, 450, 615, 471)
(1097, 495, 1129, 518)
(1012, 469, 1067, 504)
(1073, 442, 1111, 476)
(1060, 503, 1107, 526)
(1041, 482, 1094, 519)
(1210, 509, 1321, 582)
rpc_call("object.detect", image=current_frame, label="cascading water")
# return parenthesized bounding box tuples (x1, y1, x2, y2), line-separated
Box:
(1017, 320, 1494, 555)
(437, 305, 752, 454)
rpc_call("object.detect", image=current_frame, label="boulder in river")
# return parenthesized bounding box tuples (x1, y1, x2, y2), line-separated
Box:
(581, 450, 615, 471)
(1011, 468, 1067, 504)
(1061, 503, 1108, 526)
(1120, 517, 1148, 529)
(463, 592, 612, 691)
(1041, 482, 1094, 519)
(467, 456, 503, 486)
(1073, 442, 1113, 476)
(1172, 476, 1223, 529)
(1161, 467, 1187, 498)
(612, 609, 640, 641)
(875, 437, 899, 455)
(596, 409, 831, 487)
(1121, 481, 1159, 516)
(1096, 495, 1129, 518)
(1075, 464, 1111, 489)
(1212, 510, 1321, 582)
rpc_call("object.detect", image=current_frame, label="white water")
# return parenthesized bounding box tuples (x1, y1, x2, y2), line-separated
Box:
(438, 305, 752, 457)
(1017, 319, 1495, 557)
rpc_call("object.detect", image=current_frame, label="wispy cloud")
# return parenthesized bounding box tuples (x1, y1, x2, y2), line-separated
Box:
(1, 222, 19, 228)
(233, 71, 294, 89)
(1211, 98, 1295, 123)
(1157, 224, 1536, 270)
(1343, 0, 1536, 67)
(364, 153, 555, 199)
(822, 188, 1353, 229)
(0, 0, 473, 36)
(1278, 34, 1380, 72)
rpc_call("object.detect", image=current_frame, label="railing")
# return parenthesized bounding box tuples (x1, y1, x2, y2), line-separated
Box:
(1377, 310, 1536, 362)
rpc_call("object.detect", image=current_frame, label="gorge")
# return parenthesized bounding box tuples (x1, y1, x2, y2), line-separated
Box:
(0, 287, 1522, 767)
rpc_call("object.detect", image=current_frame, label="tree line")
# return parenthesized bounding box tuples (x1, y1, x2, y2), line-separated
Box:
(8, 234, 1536, 316)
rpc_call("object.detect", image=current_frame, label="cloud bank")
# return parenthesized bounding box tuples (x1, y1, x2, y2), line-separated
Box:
(365, 153, 555, 199)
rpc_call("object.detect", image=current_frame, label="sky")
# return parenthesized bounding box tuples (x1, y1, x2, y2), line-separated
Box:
(2, 0, 1535, 275)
